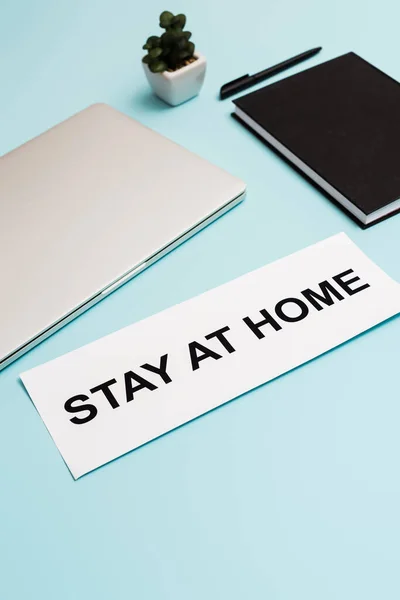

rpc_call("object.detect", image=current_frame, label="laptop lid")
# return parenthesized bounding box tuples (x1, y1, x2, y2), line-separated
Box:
(0, 104, 245, 369)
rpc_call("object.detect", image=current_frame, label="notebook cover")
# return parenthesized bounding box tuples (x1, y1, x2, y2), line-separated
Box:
(231, 112, 400, 229)
(233, 52, 400, 220)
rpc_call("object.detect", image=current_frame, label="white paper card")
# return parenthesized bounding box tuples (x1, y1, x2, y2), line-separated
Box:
(21, 233, 400, 478)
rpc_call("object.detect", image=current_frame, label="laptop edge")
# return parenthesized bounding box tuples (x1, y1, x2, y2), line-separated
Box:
(0, 190, 245, 371)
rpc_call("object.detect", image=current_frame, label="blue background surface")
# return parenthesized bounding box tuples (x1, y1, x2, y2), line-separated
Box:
(1, 1, 400, 598)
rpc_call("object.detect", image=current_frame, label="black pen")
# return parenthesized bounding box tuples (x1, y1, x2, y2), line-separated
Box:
(219, 47, 322, 100)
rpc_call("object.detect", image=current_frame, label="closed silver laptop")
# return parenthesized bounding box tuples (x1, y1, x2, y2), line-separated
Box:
(0, 103, 246, 370)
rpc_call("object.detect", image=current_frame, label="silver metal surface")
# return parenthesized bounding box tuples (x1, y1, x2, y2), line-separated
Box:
(0, 103, 246, 369)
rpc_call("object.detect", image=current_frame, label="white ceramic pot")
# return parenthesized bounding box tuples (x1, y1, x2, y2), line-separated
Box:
(143, 53, 206, 107)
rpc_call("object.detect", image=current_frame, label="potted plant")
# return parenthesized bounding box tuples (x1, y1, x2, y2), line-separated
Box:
(142, 11, 206, 106)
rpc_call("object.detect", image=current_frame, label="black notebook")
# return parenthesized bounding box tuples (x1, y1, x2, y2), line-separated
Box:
(233, 52, 400, 227)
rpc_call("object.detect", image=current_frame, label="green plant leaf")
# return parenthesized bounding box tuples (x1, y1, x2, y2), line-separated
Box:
(147, 35, 161, 47)
(172, 14, 186, 29)
(177, 37, 188, 50)
(178, 50, 190, 60)
(142, 54, 151, 64)
(161, 30, 176, 47)
(149, 47, 163, 59)
(182, 31, 192, 40)
(187, 41, 195, 56)
(142, 43, 151, 50)
(149, 59, 168, 73)
(159, 11, 174, 28)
